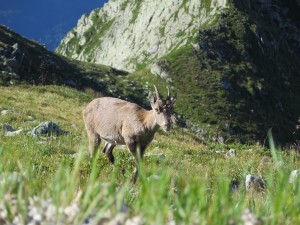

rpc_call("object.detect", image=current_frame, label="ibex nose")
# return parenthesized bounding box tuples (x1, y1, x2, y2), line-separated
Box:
(163, 123, 171, 132)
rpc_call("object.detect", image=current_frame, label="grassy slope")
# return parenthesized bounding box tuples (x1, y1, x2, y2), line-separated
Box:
(142, 3, 300, 144)
(1, 85, 300, 224)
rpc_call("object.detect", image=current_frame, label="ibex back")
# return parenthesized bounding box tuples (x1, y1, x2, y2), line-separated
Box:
(83, 85, 176, 183)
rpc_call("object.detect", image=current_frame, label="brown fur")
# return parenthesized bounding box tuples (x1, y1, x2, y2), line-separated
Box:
(83, 87, 176, 183)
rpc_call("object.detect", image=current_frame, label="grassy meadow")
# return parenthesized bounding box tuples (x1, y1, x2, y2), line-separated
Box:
(1, 85, 300, 224)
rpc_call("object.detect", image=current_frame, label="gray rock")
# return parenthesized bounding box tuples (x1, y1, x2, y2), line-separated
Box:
(2, 124, 25, 136)
(0, 172, 23, 185)
(107, 212, 127, 225)
(226, 149, 236, 158)
(1, 109, 17, 115)
(5, 129, 24, 137)
(12, 43, 19, 50)
(245, 175, 265, 191)
(289, 169, 300, 183)
(29, 121, 68, 137)
(217, 135, 225, 144)
(147, 175, 160, 181)
(215, 150, 225, 154)
(2, 124, 14, 134)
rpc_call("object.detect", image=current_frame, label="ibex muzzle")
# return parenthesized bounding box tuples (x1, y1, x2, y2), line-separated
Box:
(83, 85, 176, 183)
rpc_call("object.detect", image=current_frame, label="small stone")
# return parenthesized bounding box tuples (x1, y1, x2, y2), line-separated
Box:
(241, 209, 263, 225)
(125, 216, 144, 225)
(217, 135, 225, 144)
(0, 204, 8, 219)
(151, 140, 158, 144)
(147, 174, 160, 181)
(1, 110, 16, 115)
(245, 175, 265, 191)
(289, 169, 300, 183)
(215, 150, 225, 154)
(64, 203, 80, 220)
(12, 43, 19, 50)
(107, 212, 127, 225)
(27, 116, 34, 120)
(2, 124, 14, 134)
(226, 149, 236, 158)
(120, 203, 129, 213)
(45, 204, 56, 221)
(5, 129, 23, 137)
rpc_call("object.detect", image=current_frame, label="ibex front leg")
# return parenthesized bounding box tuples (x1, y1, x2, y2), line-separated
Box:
(126, 140, 145, 184)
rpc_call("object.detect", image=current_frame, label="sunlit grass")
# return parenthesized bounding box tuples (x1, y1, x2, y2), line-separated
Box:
(1, 85, 300, 224)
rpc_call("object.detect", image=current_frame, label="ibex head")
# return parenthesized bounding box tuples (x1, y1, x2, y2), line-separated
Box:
(148, 85, 177, 131)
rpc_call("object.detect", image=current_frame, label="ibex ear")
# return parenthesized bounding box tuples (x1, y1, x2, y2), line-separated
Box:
(148, 91, 156, 108)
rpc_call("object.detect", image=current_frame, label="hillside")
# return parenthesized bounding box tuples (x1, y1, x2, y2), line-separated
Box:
(57, 0, 300, 144)
(2, 2, 300, 223)
(0, 25, 146, 106)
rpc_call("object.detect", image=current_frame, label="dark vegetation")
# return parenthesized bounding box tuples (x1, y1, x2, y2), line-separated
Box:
(154, 0, 300, 144)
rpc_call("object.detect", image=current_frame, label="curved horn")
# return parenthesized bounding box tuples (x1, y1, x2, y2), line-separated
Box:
(153, 84, 161, 99)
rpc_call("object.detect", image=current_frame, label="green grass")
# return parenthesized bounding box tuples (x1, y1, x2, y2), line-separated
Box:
(1, 85, 300, 224)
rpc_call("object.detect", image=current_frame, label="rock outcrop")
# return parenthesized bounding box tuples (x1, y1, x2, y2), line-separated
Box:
(56, 0, 227, 72)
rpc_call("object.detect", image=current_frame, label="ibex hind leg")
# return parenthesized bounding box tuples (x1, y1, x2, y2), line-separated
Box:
(102, 143, 115, 164)
(87, 131, 101, 158)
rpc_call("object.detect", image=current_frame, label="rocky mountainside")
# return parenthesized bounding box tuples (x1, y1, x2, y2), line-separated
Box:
(0, 25, 146, 105)
(56, 0, 227, 72)
(56, 0, 300, 144)
(166, 0, 300, 143)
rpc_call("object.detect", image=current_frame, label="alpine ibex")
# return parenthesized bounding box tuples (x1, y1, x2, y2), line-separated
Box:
(83, 85, 176, 183)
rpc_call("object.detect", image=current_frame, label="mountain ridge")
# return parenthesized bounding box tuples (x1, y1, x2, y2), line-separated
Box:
(56, 0, 227, 72)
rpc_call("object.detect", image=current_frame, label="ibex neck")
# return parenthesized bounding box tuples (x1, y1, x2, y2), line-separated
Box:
(144, 109, 159, 132)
